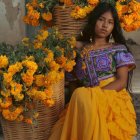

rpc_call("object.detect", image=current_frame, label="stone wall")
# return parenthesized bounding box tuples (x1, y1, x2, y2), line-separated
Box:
(0, 0, 25, 45)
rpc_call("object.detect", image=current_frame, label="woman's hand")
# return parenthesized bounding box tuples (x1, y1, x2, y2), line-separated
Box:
(102, 66, 129, 92)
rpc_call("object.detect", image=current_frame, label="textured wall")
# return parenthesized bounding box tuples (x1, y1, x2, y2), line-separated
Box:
(0, 0, 25, 45)
(124, 30, 140, 45)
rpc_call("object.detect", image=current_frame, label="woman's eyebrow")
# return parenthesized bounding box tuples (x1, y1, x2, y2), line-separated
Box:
(100, 16, 114, 21)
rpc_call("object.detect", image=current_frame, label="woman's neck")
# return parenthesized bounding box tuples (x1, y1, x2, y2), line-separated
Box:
(93, 38, 108, 46)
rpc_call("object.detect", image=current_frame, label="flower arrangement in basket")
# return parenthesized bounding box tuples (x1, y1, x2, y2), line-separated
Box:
(0, 27, 76, 124)
(24, 0, 140, 32)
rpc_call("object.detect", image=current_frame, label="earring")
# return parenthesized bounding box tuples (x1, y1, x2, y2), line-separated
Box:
(109, 34, 114, 44)
(90, 36, 93, 42)
(80, 31, 83, 36)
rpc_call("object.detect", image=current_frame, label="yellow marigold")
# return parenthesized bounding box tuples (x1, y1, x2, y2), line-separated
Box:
(8, 62, 23, 74)
(44, 87, 53, 97)
(25, 56, 35, 61)
(35, 74, 45, 87)
(42, 12, 52, 22)
(24, 118, 33, 124)
(31, 0, 38, 8)
(3, 73, 13, 83)
(68, 36, 76, 47)
(63, 0, 73, 6)
(87, 0, 99, 6)
(71, 6, 87, 19)
(49, 61, 60, 71)
(23, 10, 40, 26)
(2, 109, 18, 121)
(129, 0, 140, 12)
(0, 55, 8, 69)
(56, 56, 67, 67)
(44, 71, 60, 86)
(39, 3, 44, 8)
(56, 71, 64, 80)
(10, 81, 22, 96)
(22, 60, 38, 74)
(26, 3, 33, 11)
(21, 73, 34, 87)
(84, 5, 94, 14)
(122, 15, 134, 25)
(34, 91, 47, 101)
(64, 60, 76, 72)
(59, 71, 64, 79)
(34, 40, 43, 49)
(29, 10, 40, 19)
(72, 50, 77, 59)
(0, 98, 12, 109)
(22, 37, 30, 47)
(115, 2, 123, 18)
(36, 30, 49, 41)
(44, 51, 54, 63)
(1, 90, 11, 98)
(43, 99, 55, 107)
(14, 94, 24, 101)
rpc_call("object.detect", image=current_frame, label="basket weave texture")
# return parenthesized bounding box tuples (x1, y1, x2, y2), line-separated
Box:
(0, 79, 64, 140)
(53, 6, 87, 37)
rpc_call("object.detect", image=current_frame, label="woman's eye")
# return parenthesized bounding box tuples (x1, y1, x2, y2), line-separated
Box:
(109, 21, 114, 24)
(99, 18, 104, 21)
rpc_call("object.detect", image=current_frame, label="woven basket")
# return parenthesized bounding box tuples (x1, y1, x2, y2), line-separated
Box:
(53, 6, 87, 37)
(0, 78, 64, 140)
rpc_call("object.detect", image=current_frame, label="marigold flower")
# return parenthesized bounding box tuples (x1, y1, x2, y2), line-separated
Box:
(42, 12, 52, 22)
(0, 55, 8, 68)
(3, 73, 13, 83)
(87, 0, 99, 6)
(56, 56, 67, 67)
(35, 74, 45, 87)
(0, 98, 12, 109)
(43, 99, 55, 107)
(49, 61, 60, 71)
(63, 0, 73, 6)
(64, 60, 76, 72)
(10, 81, 23, 96)
(24, 118, 33, 124)
(21, 73, 34, 87)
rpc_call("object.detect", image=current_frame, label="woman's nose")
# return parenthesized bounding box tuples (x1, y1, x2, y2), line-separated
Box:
(102, 21, 108, 28)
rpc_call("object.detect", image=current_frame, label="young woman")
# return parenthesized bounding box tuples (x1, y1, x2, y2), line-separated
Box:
(49, 2, 137, 140)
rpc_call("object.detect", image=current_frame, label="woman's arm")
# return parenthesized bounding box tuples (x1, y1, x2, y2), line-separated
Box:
(102, 66, 129, 92)
(76, 41, 84, 49)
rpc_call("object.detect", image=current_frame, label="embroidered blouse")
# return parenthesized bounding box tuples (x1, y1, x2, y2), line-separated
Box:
(66, 44, 136, 87)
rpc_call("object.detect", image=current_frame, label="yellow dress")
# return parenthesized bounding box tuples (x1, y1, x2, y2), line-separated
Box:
(48, 45, 137, 140)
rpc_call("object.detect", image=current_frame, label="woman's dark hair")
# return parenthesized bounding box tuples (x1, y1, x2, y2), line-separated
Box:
(77, 2, 128, 48)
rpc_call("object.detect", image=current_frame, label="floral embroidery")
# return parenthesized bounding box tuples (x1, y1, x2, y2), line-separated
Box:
(95, 54, 112, 72)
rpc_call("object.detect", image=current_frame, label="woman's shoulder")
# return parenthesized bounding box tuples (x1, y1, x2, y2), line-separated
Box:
(112, 43, 128, 51)
(76, 41, 88, 49)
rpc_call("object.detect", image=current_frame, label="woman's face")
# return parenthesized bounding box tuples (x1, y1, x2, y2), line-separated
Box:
(94, 11, 114, 39)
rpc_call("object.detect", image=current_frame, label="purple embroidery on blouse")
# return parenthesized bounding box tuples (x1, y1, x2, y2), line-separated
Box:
(85, 56, 99, 86)
(75, 57, 86, 80)
(71, 44, 135, 87)
(95, 54, 111, 71)
(90, 44, 127, 57)
(115, 52, 135, 68)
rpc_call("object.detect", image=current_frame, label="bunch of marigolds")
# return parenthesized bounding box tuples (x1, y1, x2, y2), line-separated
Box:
(24, 0, 140, 32)
(0, 27, 76, 124)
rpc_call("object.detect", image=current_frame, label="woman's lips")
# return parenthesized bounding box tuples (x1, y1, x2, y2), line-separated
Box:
(100, 29, 107, 33)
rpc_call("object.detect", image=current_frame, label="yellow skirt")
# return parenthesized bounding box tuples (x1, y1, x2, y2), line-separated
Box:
(48, 77, 137, 140)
